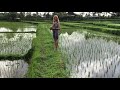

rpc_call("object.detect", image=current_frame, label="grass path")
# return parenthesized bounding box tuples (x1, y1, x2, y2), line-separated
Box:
(27, 23, 68, 78)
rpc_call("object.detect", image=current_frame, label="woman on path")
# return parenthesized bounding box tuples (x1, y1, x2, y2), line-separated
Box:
(50, 15, 61, 50)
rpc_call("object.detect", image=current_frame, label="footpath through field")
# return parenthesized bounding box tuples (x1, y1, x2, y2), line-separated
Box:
(27, 23, 67, 78)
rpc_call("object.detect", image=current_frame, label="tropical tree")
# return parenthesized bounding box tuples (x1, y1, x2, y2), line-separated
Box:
(18, 12, 25, 20)
(8, 12, 18, 21)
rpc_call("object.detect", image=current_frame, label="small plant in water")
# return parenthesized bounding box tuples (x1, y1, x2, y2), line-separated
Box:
(59, 32, 120, 78)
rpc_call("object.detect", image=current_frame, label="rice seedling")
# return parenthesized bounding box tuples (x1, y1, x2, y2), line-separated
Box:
(0, 22, 36, 32)
(61, 22, 120, 36)
(0, 33, 36, 56)
(0, 26, 36, 57)
(0, 23, 37, 78)
(0, 60, 28, 78)
(59, 32, 120, 78)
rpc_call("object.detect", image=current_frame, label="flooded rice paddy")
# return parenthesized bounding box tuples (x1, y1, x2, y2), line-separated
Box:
(0, 25, 36, 78)
(59, 32, 120, 78)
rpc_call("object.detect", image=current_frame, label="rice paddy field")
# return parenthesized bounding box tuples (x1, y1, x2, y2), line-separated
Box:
(59, 20, 120, 78)
(0, 20, 120, 78)
(0, 22, 36, 78)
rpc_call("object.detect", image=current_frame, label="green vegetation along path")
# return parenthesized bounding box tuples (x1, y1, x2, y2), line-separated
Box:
(27, 23, 67, 78)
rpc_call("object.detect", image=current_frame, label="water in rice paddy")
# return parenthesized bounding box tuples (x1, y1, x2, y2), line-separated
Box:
(59, 31, 120, 78)
(0, 26, 36, 78)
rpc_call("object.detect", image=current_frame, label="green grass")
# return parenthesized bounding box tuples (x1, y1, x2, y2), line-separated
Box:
(79, 21, 120, 29)
(0, 22, 35, 32)
(59, 27, 120, 44)
(27, 23, 68, 78)
(61, 22, 120, 35)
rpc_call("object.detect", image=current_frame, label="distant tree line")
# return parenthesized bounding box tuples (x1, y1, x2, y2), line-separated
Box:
(0, 12, 120, 21)
(52, 12, 120, 21)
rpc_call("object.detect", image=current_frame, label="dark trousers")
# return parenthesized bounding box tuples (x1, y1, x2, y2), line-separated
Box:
(53, 30, 58, 41)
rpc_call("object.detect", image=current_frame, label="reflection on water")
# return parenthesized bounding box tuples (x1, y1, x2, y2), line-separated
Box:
(0, 33, 36, 56)
(0, 60, 28, 78)
(0, 26, 36, 32)
(59, 32, 120, 78)
(0, 27, 36, 56)
(17, 27, 36, 32)
(0, 27, 12, 32)
(0, 26, 36, 78)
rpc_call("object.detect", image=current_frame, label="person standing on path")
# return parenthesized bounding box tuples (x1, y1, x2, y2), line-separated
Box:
(50, 15, 61, 50)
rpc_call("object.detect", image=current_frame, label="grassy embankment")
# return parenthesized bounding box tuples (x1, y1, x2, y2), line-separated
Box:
(27, 23, 68, 78)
